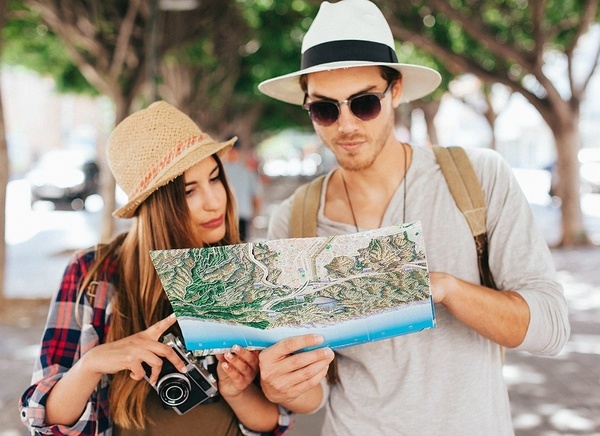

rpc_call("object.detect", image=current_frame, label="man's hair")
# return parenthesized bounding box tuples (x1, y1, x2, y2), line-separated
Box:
(299, 66, 402, 93)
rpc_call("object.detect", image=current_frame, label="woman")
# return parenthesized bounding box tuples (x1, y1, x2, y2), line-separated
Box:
(19, 102, 290, 435)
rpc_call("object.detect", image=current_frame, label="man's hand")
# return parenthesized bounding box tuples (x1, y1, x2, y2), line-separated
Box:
(259, 334, 334, 413)
(429, 271, 530, 347)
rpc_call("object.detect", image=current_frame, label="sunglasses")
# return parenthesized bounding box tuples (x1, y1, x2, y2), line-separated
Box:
(302, 82, 393, 127)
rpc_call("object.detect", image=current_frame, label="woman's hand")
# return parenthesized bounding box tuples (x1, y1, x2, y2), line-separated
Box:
(216, 346, 282, 432)
(46, 314, 186, 426)
(81, 313, 186, 384)
(215, 345, 260, 399)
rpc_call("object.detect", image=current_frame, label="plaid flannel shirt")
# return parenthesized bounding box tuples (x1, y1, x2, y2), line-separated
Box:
(19, 248, 292, 435)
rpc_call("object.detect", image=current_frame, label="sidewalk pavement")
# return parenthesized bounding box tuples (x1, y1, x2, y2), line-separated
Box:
(1, 177, 599, 435)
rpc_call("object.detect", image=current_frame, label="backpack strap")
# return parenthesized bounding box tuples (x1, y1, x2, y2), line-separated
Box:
(289, 174, 340, 384)
(290, 175, 326, 238)
(288, 147, 499, 380)
(432, 146, 497, 290)
(432, 146, 502, 362)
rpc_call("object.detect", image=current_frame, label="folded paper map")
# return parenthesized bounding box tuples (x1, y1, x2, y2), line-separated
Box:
(150, 221, 435, 355)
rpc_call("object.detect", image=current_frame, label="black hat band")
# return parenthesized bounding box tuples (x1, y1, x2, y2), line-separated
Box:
(301, 40, 398, 70)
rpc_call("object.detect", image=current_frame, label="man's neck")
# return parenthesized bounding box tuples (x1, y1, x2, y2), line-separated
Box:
(324, 139, 411, 230)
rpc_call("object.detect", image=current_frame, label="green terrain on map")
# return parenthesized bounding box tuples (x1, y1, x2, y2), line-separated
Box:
(150, 225, 430, 330)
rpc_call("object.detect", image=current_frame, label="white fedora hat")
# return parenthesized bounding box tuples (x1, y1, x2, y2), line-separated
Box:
(258, 0, 441, 105)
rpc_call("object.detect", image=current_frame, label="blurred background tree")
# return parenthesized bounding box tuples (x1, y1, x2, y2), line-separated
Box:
(380, 0, 600, 246)
(159, 0, 317, 150)
(0, 0, 598, 290)
(3, 0, 244, 240)
(396, 46, 453, 144)
(1, 0, 320, 243)
(0, 0, 8, 302)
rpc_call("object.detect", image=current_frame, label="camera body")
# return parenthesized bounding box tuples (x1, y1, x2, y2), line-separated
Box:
(144, 333, 219, 415)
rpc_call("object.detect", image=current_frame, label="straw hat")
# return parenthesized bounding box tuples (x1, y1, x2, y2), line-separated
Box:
(107, 101, 236, 218)
(258, 0, 441, 105)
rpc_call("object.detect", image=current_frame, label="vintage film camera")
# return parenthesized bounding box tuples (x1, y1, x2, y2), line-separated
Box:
(144, 333, 219, 414)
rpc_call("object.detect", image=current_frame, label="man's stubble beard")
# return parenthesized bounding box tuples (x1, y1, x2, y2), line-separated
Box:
(319, 117, 394, 173)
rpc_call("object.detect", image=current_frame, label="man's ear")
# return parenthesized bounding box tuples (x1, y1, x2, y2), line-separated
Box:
(391, 78, 403, 108)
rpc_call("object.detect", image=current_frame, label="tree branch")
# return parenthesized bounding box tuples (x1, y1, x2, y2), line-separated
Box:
(565, 0, 598, 57)
(428, 0, 536, 70)
(579, 39, 600, 99)
(531, 0, 546, 69)
(109, 0, 142, 79)
(389, 20, 555, 122)
(566, 0, 599, 100)
(28, 1, 112, 73)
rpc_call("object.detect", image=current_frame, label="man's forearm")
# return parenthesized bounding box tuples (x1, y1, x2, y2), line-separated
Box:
(431, 272, 530, 348)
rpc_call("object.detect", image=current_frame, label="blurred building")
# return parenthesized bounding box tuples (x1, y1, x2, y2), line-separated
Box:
(1, 65, 113, 178)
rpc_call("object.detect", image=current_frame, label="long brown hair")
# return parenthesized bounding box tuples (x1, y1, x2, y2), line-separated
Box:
(84, 155, 239, 429)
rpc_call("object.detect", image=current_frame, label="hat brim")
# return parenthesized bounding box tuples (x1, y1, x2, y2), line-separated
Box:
(113, 137, 236, 219)
(259, 61, 441, 105)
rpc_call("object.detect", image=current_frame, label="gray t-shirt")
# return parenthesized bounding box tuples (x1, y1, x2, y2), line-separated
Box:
(267, 145, 570, 435)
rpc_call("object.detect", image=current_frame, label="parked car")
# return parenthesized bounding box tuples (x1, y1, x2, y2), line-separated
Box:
(28, 149, 100, 210)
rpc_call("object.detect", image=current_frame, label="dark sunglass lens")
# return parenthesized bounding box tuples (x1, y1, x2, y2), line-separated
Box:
(351, 95, 381, 121)
(309, 102, 339, 126)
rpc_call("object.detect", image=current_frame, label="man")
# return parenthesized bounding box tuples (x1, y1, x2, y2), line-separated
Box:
(256, 0, 570, 434)
(222, 140, 263, 242)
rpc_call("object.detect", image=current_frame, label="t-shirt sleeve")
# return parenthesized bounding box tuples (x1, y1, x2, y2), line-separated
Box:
(473, 148, 570, 355)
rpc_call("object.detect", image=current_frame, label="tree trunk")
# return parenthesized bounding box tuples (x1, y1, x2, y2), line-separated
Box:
(99, 99, 130, 243)
(0, 0, 8, 302)
(550, 110, 590, 247)
(483, 90, 497, 150)
(413, 100, 441, 145)
(0, 83, 8, 303)
(396, 104, 412, 132)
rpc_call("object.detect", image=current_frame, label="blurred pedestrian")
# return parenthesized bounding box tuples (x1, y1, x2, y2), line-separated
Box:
(255, 0, 570, 434)
(19, 102, 289, 435)
(222, 140, 263, 242)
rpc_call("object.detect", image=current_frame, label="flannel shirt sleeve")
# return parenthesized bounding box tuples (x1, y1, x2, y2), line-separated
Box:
(239, 405, 293, 435)
(19, 249, 113, 436)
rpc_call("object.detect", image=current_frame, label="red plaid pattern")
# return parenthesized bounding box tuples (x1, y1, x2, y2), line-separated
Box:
(19, 247, 292, 435)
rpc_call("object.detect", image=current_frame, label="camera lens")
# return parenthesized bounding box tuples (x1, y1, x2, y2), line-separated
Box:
(156, 373, 191, 406)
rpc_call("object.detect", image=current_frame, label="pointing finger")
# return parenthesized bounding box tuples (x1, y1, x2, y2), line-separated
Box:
(144, 313, 178, 341)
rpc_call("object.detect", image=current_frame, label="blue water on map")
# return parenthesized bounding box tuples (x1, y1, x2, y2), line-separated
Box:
(178, 299, 436, 353)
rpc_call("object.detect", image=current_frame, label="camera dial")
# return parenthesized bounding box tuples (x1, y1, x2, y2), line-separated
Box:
(144, 333, 219, 414)
(156, 372, 191, 406)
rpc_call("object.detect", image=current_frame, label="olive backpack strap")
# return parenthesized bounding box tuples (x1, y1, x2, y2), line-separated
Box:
(289, 174, 340, 384)
(432, 146, 497, 290)
(290, 175, 326, 238)
(290, 148, 500, 376)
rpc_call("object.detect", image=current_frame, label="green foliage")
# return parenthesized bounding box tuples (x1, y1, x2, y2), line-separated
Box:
(387, 0, 599, 89)
(3, 0, 598, 136)
(2, 1, 96, 95)
(234, 0, 318, 132)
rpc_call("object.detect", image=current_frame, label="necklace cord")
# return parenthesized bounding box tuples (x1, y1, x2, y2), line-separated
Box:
(341, 172, 360, 233)
(340, 142, 408, 232)
(402, 142, 407, 224)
